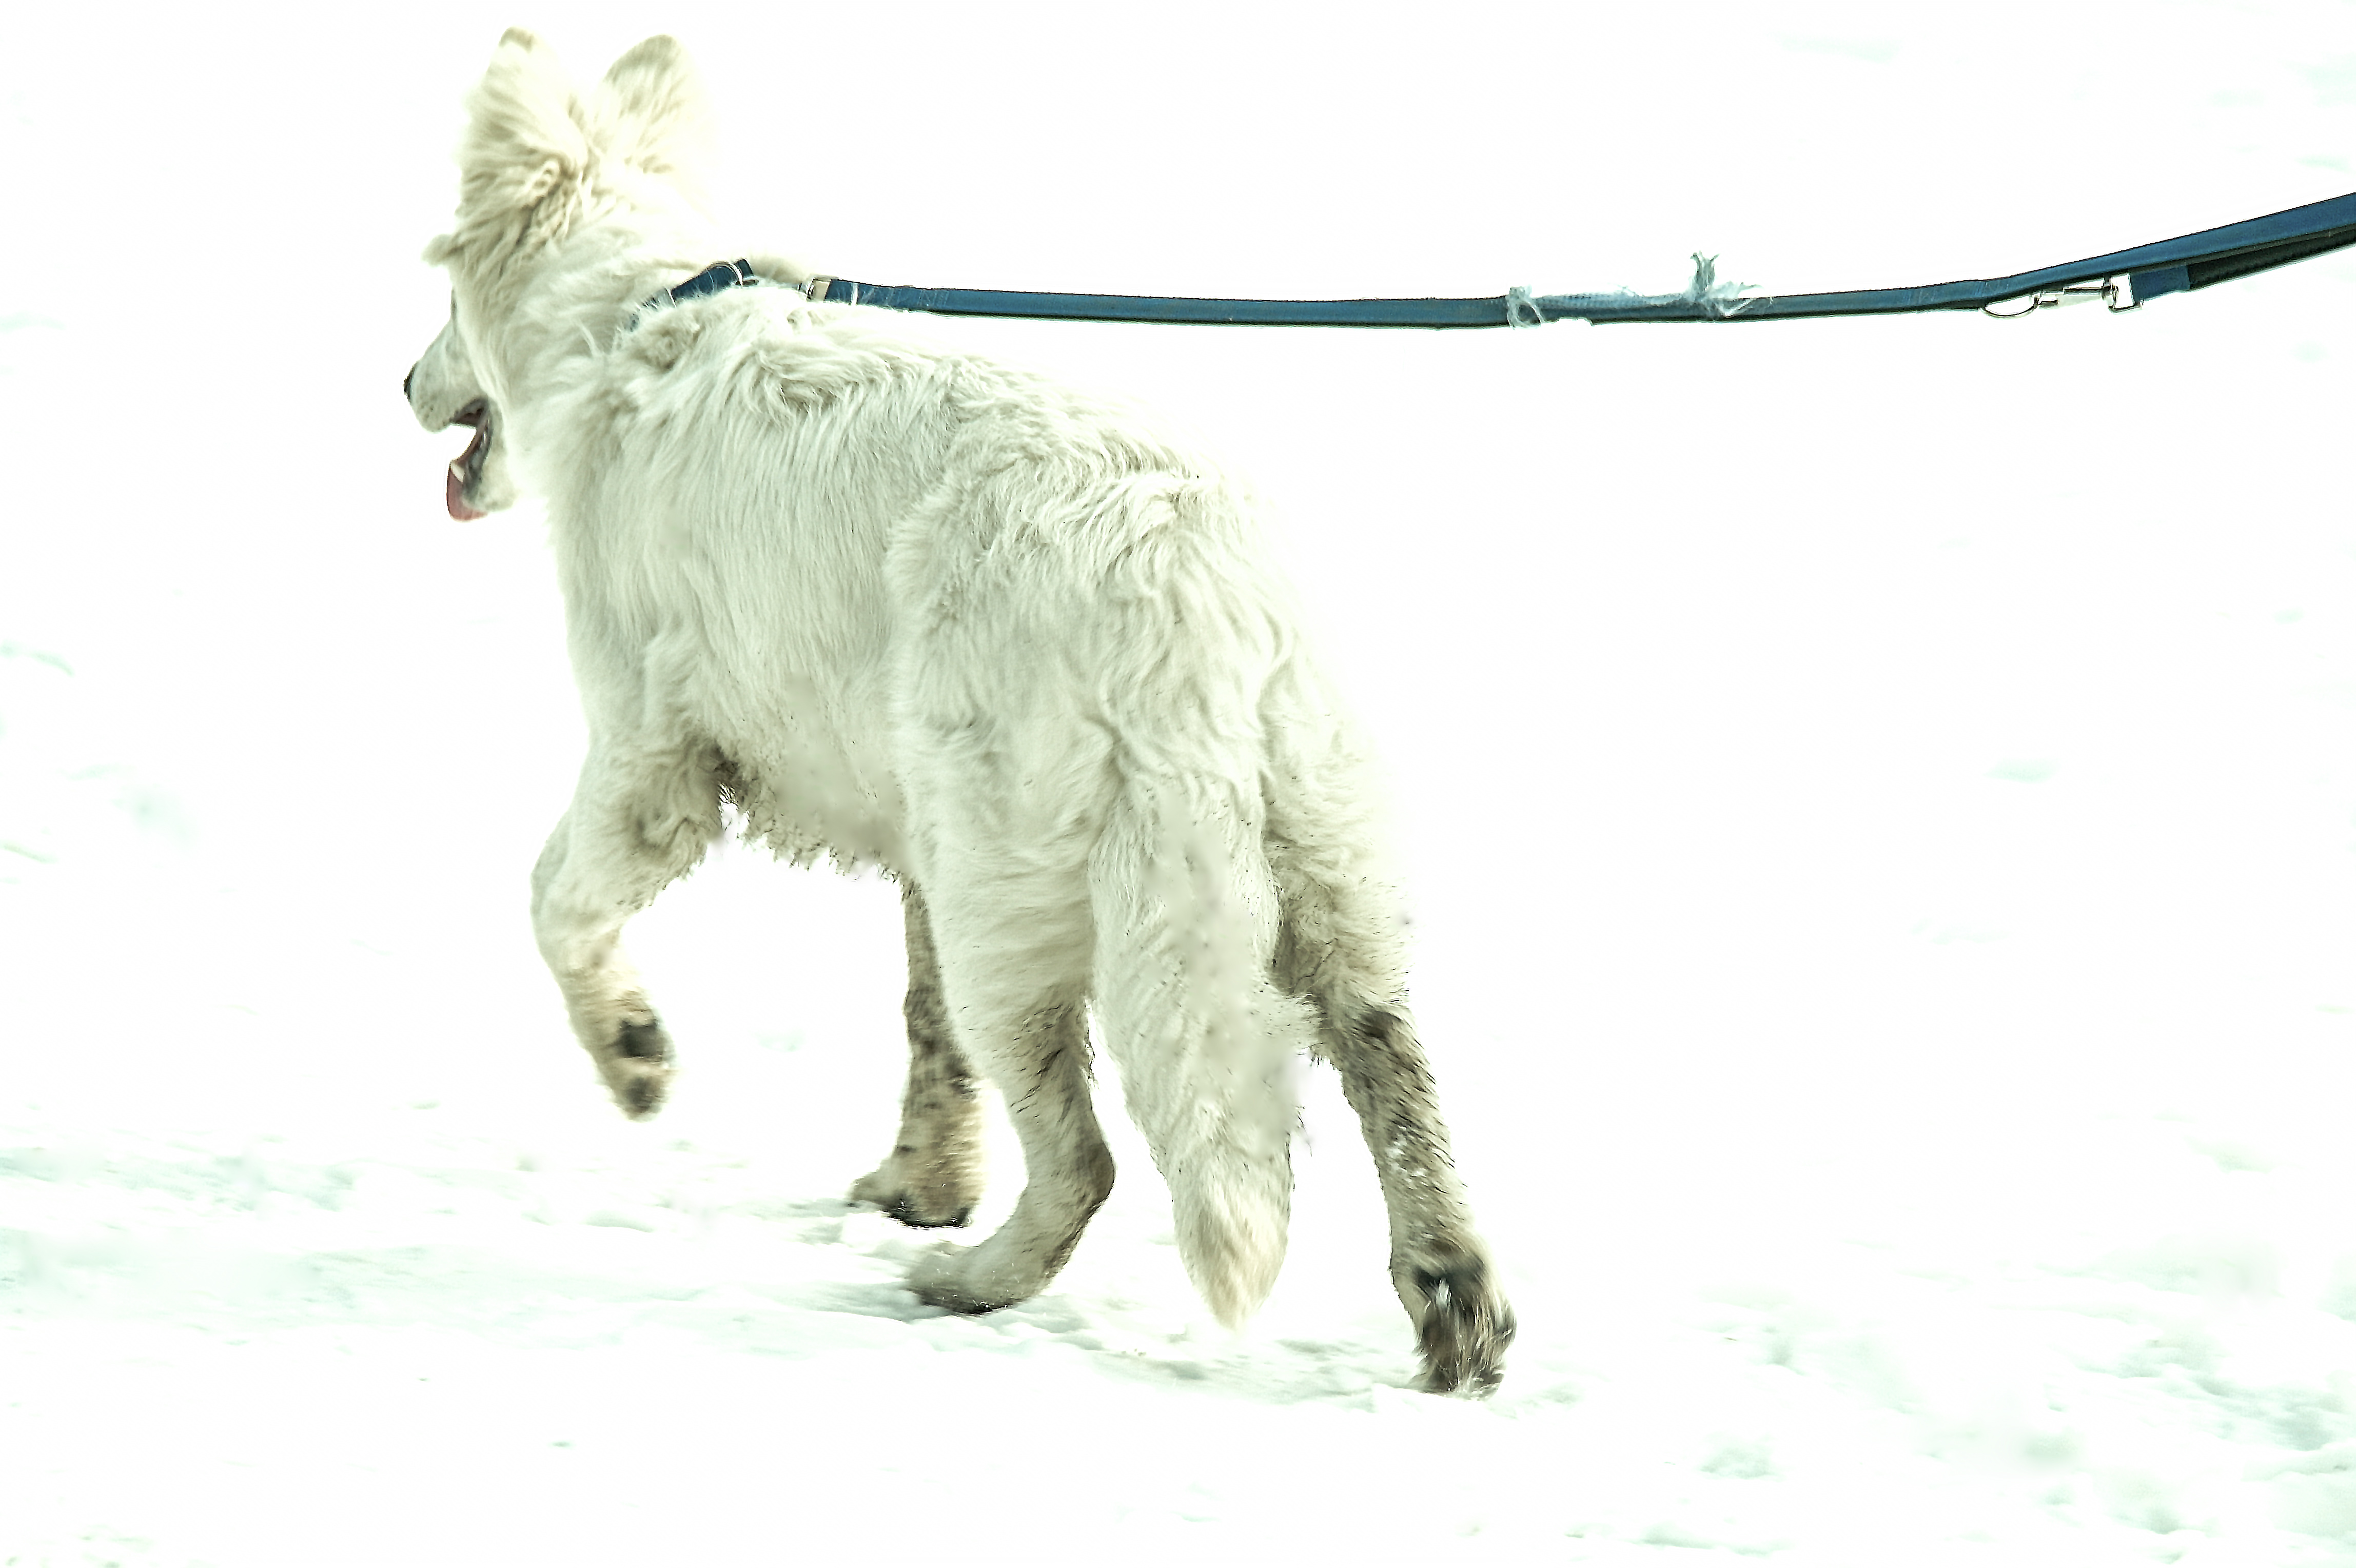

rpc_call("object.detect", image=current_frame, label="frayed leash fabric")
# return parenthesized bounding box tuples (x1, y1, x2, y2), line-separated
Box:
(629, 259, 760, 329)
(792, 191, 2356, 328)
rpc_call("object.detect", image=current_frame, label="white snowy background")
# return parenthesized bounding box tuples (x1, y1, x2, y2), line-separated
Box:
(4, 2, 2355, 1562)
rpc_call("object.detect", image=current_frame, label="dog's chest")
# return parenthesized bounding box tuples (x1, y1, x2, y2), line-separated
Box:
(702, 667, 907, 873)
(557, 495, 911, 871)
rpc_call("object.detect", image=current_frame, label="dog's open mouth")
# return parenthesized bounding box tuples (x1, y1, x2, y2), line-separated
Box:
(446, 399, 490, 521)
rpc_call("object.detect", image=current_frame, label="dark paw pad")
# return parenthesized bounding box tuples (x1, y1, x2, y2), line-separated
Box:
(885, 1195, 973, 1230)
(595, 1020, 674, 1121)
(615, 1020, 672, 1061)
(619, 1073, 665, 1117)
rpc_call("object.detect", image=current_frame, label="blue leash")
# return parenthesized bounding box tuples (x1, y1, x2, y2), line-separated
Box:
(768, 190, 2355, 328)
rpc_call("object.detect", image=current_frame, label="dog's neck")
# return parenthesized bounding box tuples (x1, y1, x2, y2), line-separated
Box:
(463, 220, 719, 402)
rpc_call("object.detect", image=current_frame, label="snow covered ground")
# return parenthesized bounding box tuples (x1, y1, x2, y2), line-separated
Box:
(5, 3, 2355, 1561)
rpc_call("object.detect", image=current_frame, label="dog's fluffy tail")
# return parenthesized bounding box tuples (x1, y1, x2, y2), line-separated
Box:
(1088, 767, 1315, 1326)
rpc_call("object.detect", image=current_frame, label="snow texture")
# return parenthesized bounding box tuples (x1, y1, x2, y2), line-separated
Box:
(5, 3, 2356, 1563)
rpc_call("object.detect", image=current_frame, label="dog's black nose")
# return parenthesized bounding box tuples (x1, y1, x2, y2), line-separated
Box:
(403, 365, 415, 403)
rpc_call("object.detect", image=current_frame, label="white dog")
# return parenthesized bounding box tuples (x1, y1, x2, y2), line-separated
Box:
(407, 30, 1513, 1395)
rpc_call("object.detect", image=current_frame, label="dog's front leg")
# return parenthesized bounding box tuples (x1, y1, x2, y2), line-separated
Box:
(849, 881, 986, 1226)
(530, 743, 721, 1118)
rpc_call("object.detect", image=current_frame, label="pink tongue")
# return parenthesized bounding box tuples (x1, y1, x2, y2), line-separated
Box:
(445, 426, 487, 521)
(446, 464, 485, 521)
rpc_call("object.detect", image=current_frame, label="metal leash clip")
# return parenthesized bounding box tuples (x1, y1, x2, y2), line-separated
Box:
(1983, 273, 2137, 318)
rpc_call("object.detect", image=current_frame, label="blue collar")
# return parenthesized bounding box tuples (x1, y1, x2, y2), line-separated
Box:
(638, 259, 759, 319)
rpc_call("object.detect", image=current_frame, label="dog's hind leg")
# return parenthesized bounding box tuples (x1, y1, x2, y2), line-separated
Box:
(531, 742, 720, 1119)
(850, 880, 987, 1227)
(1318, 996, 1516, 1396)
(901, 860, 1111, 1315)
(1265, 730, 1515, 1394)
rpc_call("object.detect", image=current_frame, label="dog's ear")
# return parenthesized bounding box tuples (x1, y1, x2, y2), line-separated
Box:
(594, 35, 714, 193)
(451, 29, 591, 222)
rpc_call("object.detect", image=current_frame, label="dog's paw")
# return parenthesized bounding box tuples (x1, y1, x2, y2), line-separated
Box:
(906, 1240, 1036, 1316)
(1401, 1251, 1516, 1398)
(592, 1018, 674, 1120)
(850, 1149, 979, 1229)
(907, 1241, 991, 1313)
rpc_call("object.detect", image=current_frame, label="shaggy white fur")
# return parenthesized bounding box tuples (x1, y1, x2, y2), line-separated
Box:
(407, 30, 1514, 1395)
